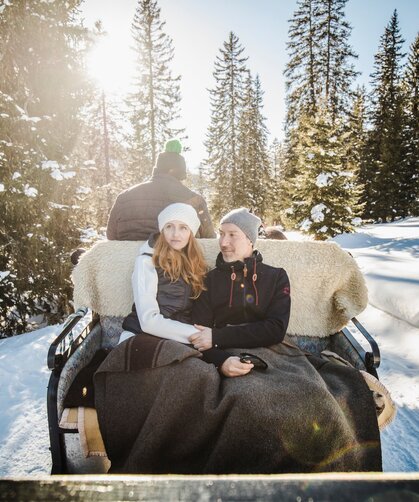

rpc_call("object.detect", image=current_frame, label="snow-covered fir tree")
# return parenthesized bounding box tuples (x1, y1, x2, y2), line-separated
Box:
(127, 0, 183, 180)
(0, 1, 89, 336)
(401, 33, 419, 216)
(205, 32, 248, 220)
(289, 106, 363, 239)
(363, 10, 406, 222)
(236, 73, 271, 219)
(283, 0, 359, 235)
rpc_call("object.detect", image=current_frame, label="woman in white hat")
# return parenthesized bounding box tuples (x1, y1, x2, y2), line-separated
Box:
(119, 203, 208, 344)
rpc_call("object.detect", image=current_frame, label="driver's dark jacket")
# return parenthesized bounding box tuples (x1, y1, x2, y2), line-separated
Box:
(106, 172, 215, 240)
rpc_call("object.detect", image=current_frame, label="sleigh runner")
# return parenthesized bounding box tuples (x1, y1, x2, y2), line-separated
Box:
(47, 239, 384, 475)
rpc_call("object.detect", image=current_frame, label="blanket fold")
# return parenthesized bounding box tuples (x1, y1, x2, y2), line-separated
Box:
(98, 333, 202, 372)
(94, 334, 382, 474)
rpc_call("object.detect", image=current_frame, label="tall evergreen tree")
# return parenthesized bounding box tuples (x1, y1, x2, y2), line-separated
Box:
(127, 0, 183, 179)
(364, 10, 406, 221)
(283, 0, 359, 233)
(316, 0, 358, 121)
(284, 0, 319, 127)
(72, 93, 129, 233)
(284, 0, 357, 127)
(205, 32, 248, 221)
(0, 1, 89, 336)
(267, 138, 287, 226)
(236, 73, 271, 218)
(402, 33, 419, 216)
(344, 87, 367, 218)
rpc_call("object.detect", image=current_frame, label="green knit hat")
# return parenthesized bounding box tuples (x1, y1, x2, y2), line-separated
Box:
(164, 139, 182, 154)
(154, 139, 186, 180)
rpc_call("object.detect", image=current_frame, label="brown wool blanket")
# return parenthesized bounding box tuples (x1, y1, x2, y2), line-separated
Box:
(94, 335, 382, 474)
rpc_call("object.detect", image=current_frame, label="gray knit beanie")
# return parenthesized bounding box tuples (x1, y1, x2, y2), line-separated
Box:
(220, 208, 261, 245)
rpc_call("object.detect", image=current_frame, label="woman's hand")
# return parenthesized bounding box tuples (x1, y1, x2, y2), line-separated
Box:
(189, 325, 212, 351)
(220, 356, 253, 377)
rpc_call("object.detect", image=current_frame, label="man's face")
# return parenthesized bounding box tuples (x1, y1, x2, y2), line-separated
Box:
(219, 223, 253, 262)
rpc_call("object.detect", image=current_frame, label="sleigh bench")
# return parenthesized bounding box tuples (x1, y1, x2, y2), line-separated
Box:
(47, 239, 380, 474)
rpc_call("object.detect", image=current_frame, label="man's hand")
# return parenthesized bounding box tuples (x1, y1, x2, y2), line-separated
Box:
(220, 356, 253, 377)
(189, 325, 212, 351)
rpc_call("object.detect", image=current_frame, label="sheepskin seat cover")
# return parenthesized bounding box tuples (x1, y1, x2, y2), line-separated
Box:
(72, 239, 368, 337)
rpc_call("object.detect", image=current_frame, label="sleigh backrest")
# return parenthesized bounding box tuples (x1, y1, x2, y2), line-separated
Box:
(72, 239, 368, 339)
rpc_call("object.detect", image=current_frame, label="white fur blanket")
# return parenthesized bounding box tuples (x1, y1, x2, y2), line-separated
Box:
(72, 239, 368, 337)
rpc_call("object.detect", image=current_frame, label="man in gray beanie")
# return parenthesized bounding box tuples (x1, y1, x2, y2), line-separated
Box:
(106, 139, 215, 240)
(190, 207, 291, 378)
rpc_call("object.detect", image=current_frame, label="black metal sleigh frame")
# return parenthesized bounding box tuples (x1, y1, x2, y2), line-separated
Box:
(46, 306, 380, 475)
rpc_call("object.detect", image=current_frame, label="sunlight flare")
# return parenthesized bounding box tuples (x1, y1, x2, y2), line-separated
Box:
(86, 35, 135, 94)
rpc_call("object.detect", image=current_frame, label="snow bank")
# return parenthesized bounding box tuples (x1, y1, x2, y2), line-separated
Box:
(334, 217, 419, 329)
(358, 305, 419, 471)
(0, 326, 58, 476)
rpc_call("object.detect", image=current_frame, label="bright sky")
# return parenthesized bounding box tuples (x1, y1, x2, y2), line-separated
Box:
(81, 0, 418, 169)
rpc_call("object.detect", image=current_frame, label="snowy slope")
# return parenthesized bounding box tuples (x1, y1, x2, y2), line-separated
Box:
(333, 217, 419, 472)
(0, 326, 58, 475)
(0, 218, 418, 476)
(334, 218, 419, 329)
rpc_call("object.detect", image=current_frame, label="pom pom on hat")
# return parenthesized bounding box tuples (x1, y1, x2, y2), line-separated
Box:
(165, 139, 182, 154)
(158, 203, 201, 236)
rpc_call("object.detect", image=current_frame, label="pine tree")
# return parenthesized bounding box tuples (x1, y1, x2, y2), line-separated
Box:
(284, 0, 319, 127)
(365, 10, 406, 221)
(0, 1, 89, 336)
(289, 106, 362, 239)
(402, 33, 419, 216)
(316, 0, 358, 121)
(267, 138, 287, 226)
(205, 32, 248, 221)
(72, 93, 129, 234)
(283, 0, 359, 233)
(284, 0, 357, 126)
(236, 73, 271, 219)
(344, 87, 367, 221)
(127, 0, 183, 180)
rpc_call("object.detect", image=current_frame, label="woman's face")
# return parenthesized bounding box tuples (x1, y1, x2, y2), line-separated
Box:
(163, 220, 191, 251)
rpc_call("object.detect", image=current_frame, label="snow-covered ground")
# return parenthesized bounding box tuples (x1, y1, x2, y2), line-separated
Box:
(0, 218, 418, 476)
(333, 217, 419, 472)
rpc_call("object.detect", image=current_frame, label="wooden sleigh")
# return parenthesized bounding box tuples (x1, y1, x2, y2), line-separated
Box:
(47, 239, 381, 474)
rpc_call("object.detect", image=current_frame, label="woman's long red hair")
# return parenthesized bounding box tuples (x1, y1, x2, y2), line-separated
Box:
(152, 233, 207, 298)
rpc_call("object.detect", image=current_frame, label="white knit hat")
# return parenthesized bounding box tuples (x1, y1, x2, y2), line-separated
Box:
(158, 203, 201, 235)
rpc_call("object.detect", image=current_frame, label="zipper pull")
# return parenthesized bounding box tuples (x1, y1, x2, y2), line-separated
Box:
(243, 264, 248, 278)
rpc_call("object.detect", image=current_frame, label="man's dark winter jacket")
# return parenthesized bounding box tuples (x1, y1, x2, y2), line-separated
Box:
(192, 250, 291, 367)
(106, 173, 215, 240)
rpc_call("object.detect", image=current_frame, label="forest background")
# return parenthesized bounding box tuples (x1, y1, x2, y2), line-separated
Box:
(0, 0, 418, 336)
